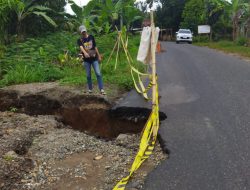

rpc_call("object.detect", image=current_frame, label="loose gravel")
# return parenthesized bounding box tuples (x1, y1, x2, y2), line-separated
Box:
(0, 111, 167, 190)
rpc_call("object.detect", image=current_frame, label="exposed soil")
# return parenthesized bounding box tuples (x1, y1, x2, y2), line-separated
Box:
(0, 82, 167, 190)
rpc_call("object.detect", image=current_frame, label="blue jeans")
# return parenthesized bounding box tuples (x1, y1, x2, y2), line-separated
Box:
(84, 60, 104, 90)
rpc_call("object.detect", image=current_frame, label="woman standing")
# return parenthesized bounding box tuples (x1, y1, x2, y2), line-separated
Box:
(77, 25, 106, 95)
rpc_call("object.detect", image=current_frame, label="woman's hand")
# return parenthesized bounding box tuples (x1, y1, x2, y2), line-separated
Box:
(84, 52, 90, 58)
(98, 55, 102, 62)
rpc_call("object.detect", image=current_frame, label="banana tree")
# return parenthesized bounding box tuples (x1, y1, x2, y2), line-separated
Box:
(67, 0, 116, 34)
(68, 0, 142, 34)
(67, 0, 100, 33)
(123, 5, 143, 30)
(68, 0, 98, 25)
(241, 1, 250, 37)
(98, 0, 142, 31)
(13, 0, 57, 38)
(227, 0, 250, 40)
(115, 0, 136, 29)
(0, 0, 18, 43)
(207, 0, 225, 23)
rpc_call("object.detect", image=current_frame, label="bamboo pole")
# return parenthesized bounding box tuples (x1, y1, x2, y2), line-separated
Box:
(150, 11, 157, 106)
(106, 39, 118, 65)
(115, 32, 121, 70)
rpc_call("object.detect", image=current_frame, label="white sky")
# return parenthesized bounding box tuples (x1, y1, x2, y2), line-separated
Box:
(64, 0, 159, 15)
(65, 0, 88, 15)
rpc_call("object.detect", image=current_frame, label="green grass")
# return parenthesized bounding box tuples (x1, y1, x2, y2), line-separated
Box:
(0, 31, 144, 90)
(0, 62, 65, 86)
(9, 107, 18, 112)
(195, 40, 250, 58)
(3, 155, 14, 161)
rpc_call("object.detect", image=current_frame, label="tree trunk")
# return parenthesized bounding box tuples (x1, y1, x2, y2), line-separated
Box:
(233, 20, 237, 41)
(16, 21, 24, 42)
(17, 21, 20, 36)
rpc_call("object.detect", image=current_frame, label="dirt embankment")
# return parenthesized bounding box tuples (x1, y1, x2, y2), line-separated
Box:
(0, 83, 167, 190)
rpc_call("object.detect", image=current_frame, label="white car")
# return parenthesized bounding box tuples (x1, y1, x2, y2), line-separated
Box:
(176, 29, 193, 44)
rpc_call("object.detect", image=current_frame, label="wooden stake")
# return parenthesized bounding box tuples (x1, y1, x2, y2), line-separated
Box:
(106, 39, 118, 66)
(150, 11, 157, 106)
(115, 32, 121, 70)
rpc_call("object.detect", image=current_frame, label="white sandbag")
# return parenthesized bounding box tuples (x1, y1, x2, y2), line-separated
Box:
(137, 27, 151, 64)
(137, 27, 160, 65)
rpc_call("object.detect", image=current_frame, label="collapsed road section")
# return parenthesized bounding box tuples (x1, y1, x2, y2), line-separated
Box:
(0, 83, 166, 138)
(0, 83, 167, 190)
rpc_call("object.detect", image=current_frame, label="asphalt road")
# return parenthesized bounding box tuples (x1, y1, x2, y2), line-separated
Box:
(143, 42, 250, 190)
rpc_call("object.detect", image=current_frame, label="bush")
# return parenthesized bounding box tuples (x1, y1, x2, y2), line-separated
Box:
(0, 45, 6, 59)
(0, 62, 65, 87)
(195, 40, 250, 59)
(0, 31, 79, 86)
(193, 35, 210, 43)
(236, 36, 248, 46)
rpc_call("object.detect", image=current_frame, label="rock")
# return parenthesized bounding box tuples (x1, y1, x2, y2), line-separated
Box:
(4, 151, 18, 160)
(130, 181, 140, 188)
(7, 112, 14, 117)
(94, 155, 103, 160)
(47, 136, 55, 141)
(126, 180, 141, 189)
(21, 179, 30, 183)
(116, 134, 129, 141)
(105, 165, 111, 170)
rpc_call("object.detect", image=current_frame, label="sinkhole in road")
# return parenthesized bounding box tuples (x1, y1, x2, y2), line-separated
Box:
(0, 90, 161, 139)
(59, 97, 147, 138)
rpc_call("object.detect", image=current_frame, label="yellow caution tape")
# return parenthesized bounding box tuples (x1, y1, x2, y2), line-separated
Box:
(113, 83, 159, 190)
(107, 29, 161, 190)
(106, 28, 153, 99)
(130, 69, 150, 100)
(119, 33, 153, 100)
(130, 65, 151, 76)
(138, 73, 149, 99)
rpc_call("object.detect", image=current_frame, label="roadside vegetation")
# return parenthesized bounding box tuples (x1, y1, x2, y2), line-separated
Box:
(0, 0, 144, 90)
(0, 0, 249, 90)
(193, 34, 250, 58)
(156, 0, 249, 41)
(0, 31, 142, 89)
(155, 0, 249, 56)
(195, 40, 250, 58)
